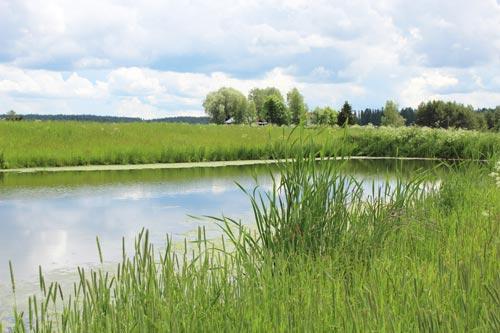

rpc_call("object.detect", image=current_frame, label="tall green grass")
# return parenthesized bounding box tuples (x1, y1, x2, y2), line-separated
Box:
(5, 152, 499, 332)
(0, 121, 498, 168)
(214, 152, 427, 259)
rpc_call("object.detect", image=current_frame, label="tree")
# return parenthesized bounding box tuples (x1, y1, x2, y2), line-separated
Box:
(400, 107, 416, 126)
(311, 106, 337, 126)
(248, 87, 284, 121)
(203, 87, 248, 124)
(337, 101, 355, 126)
(416, 101, 443, 128)
(358, 108, 383, 126)
(246, 101, 257, 124)
(287, 88, 306, 125)
(264, 95, 289, 125)
(416, 100, 481, 130)
(381, 100, 405, 127)
(5, 110, 23, 121)
(476, 107, 500, 131)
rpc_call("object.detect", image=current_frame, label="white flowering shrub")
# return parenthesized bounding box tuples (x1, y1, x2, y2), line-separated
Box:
(490, 160, 500, 188)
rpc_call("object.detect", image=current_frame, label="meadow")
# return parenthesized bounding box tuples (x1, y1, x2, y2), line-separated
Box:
(3, 152, 499, 332)
(0, 121, 499, 169)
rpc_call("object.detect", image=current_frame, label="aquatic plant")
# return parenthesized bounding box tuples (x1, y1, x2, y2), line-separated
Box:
(0, 122, 498, 168)
(4, 153, 500, 332)
(213, 152, 428, 260)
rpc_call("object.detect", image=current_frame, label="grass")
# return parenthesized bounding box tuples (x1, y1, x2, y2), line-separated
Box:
(0, 121, 498, 168)
(4, 151, 500, 332)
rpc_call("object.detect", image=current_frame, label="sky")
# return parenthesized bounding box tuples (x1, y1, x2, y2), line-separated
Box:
(0, 0, 499, 119)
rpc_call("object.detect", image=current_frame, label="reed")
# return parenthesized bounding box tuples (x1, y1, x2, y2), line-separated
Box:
(0, 121, 498, 169)
(5, 153, 500, 332)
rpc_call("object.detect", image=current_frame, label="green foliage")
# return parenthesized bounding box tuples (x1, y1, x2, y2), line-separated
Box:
(248, 87, 284, 122)
(400, 107, 416, 125)
(246, 100, 257, 124)
(349, 126, 499, 160)
(0, 122, 498, 169)
(4, 110, 23, 121)
(474, 106, 500, 132)
(381, 100, 405, 127)
(218, 153, 427, 257)
(337, 101, 356, 126)
(358, 108, 383, 126)
(310, 106, 337, 126)
(7, 154, 500, 332)
(287, 88, 306, 125)
(416, 100, 483, 130)
(203, 87, 248, 124)
(263, 95, 289, 125)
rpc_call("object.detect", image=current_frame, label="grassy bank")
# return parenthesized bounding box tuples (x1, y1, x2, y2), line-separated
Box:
(0, 121, 498, 168)
(4, 154, 499, 332)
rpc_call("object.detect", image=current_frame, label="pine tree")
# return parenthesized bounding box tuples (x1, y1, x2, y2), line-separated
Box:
(337, 101, 355, 126)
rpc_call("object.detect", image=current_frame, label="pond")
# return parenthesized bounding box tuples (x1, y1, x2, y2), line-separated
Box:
(0, 159, 440, 319)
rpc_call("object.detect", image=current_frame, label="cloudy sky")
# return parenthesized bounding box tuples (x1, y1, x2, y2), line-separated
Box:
(0, 0, 499, 118)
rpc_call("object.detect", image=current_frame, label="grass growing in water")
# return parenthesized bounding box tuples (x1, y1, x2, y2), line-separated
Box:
(0, 121, 498, 168)
(5, 154, 500, 332)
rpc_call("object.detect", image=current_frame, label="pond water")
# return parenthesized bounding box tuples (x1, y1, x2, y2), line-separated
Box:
(0, 159, 439, 319)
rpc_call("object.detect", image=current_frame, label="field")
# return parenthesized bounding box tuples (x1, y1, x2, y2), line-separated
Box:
(0, 121, 499, 169)
(1, 123, 499, 332)
(3, 153, 500, 332)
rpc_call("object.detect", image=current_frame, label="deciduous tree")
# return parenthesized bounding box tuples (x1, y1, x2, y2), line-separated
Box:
(203, 88, 247, 124)
(381, 100, 405, 127)
(264, 95, 289, 125)
(287, 88, 306, 125)
(248, 87, 284, 122)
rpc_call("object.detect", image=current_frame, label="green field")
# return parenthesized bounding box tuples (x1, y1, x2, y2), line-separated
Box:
(0, 121, 499, 169)
(4, 154, 499, 332)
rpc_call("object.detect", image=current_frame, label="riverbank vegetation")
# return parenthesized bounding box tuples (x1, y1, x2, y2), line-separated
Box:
(4, 152, 499, 331)
(0, 122, 499, 169)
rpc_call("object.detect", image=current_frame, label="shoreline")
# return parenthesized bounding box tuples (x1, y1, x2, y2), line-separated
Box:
(0, 156, 477, 174)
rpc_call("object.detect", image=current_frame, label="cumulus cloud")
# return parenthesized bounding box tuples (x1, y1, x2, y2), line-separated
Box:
(0, 0, 499, 116)
(400, 70, 459, 106)
(0, 65, 107, 98)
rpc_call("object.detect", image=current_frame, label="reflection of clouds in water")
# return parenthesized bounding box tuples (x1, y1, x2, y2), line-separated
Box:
(0, 169, 438, 316)
(0, 177, 270, 201)
(35, 230, 68, 264)
(0, 179, 256, 284)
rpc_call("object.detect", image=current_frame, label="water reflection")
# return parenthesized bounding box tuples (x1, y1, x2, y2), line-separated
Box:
(0, 160, 441, 317)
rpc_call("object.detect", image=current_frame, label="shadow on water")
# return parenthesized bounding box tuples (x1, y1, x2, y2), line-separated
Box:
(0, 159, 443, 190)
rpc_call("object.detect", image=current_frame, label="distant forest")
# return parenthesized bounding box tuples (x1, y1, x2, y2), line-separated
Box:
(0, 113, 210, 124)
(1, 100, 499, 131)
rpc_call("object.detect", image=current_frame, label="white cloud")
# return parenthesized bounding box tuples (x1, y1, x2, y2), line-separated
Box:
(116, 97, 161, 119)
(249, 24, 335, 55)
(0, 0, 499, 114)
(400, 70, 459, 106)
(74, 57, 111, 69)
(0, 65, 106, 98)
(107, 67, 164, 96)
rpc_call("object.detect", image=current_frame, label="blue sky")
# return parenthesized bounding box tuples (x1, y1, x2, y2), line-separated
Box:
(0, 0, 499, 118)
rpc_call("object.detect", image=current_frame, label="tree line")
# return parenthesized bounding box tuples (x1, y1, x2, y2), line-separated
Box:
(203, 87, 357, 126)
(0, 111, 210, 124)
(203, 87, 500, 131)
